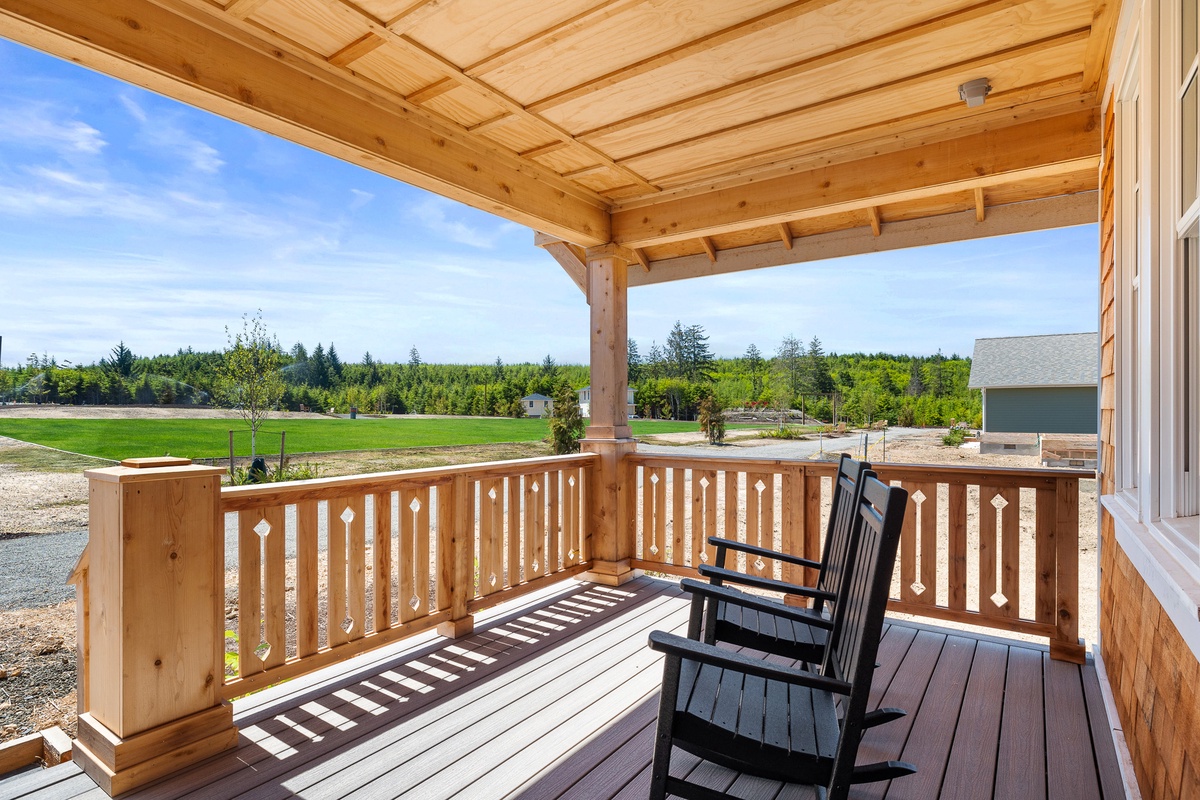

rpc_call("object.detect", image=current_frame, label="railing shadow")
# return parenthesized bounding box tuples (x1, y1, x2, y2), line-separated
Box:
(122, 578, 669, 800)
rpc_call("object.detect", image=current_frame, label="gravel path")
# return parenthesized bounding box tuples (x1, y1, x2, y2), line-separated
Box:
(0, 532, 85, 611)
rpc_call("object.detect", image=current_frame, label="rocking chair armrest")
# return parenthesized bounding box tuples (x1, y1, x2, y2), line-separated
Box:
(707, 536, 822, 570)
(697, 565, 837, 603)
(648, 631, 851, 694)
(680, 579, 834, 629)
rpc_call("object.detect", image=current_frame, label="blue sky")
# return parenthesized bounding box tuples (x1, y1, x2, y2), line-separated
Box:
(0, 39, 1098, 368)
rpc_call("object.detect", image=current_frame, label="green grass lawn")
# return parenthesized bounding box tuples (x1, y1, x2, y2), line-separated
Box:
(0, 417, 751, 461)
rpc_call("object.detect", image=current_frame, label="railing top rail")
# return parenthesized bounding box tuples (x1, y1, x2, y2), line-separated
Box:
(220, 452, 597, 511)
(625, 453, 837, 473)
(625, 452, 1092, 483)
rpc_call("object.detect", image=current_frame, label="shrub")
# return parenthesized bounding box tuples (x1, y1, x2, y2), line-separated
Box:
(941, 428, 966, 447)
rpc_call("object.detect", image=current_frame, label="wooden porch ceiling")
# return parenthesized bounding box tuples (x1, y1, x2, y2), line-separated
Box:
(0, 0, 1113, 278)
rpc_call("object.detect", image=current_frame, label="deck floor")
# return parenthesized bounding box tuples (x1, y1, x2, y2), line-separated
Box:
(0, 577, 1124, 800)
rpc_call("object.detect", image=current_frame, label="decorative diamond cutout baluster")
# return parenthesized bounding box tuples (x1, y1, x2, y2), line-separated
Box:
(990, 494, 1008, 510)
(531, 481, 540, 493)
(253, 518, 271, 538)
(650, 543, 659, 556)
(254, 641, 270, 660)
(341, 617, 354, 634)
(699, 476, 710, 489)
(754, 479, 766, 493)
(568, 476, 576, 488)
(409, 595, 420, 611)
(911, 489, 926, 505)
(409, 497, 422, 513)
(754, 557, 766, 572)
(488, 487, 498, 502)
(489, 572, 498, 587)
(699, 551, 708, 563)
(911, 582, 927, 595)
(650, 473, 659, 485)
(991, 591, 1008, 607)
(340, 506, 355, 524)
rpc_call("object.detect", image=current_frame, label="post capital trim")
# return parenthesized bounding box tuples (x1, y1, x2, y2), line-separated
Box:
(584, 242, 637, 265)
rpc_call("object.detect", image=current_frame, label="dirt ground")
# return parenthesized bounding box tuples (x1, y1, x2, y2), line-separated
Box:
(0, 407, 1097, 747)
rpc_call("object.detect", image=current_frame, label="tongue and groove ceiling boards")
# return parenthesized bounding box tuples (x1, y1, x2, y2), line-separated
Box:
(0, 0, 1117, 280)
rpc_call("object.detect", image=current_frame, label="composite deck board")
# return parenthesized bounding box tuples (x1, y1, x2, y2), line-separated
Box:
(0, 577, 1122, 800)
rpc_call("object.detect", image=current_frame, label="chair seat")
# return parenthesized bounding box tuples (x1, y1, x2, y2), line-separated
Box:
(671, 659, 841, 786)
(714, 599, 828, 663)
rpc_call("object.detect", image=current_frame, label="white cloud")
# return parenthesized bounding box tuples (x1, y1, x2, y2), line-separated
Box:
(0, 103, 106, 154)
(349, 189, 374, 209)
(117, 94, 147, 123)
(408, 198, 513, 249)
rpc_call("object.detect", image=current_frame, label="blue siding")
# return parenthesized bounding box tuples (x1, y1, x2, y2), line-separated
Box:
(984, 387, 1097, 434)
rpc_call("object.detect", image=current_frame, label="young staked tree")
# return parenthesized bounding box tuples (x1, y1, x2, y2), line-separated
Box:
(219, 311, 285, 459)
(698, 395, 726, 444)
(548, 381, 584, 454)
(743, 343, 765, 396)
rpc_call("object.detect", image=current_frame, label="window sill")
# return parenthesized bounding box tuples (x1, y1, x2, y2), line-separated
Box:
(1102, 494, 1200, 658)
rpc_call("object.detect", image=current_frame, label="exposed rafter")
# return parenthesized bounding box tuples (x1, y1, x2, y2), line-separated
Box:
(868, 207, 882, 237)
(777, 223, 794, 250)
(699, 237, 718, 262)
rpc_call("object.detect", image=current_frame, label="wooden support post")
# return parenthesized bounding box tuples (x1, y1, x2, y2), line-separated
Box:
(1050, 476, 1085, 663)
(72, 458, 237, 796)
(581, 244, 640, 586)
(438, 474, 475, 638)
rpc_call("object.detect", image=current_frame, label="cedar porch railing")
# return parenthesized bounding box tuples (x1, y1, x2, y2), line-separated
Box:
(625, 454, 1086, 662)
(218, 453, 594, 698)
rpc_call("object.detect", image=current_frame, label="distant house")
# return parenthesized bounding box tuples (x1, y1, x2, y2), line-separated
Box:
(577, 386, 636, 418)
(520, 393, 553, 418)
(968, 333, 1098, 435)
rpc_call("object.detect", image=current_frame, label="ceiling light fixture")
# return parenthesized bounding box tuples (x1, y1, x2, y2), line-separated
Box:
(958, 78, 992, 108)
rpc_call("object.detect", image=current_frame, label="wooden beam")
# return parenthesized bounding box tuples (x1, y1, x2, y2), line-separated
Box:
(975, 187, 987, 222)
(519, 141, 571, 159)
(632, 248, 651, 273)
(468, 113, 518, 134)
(405, 77, 457, 105)
(612, 109, 1100, 248)
(867, 206, 882, 237)
(327, 32, 386, 68)
(627, 192, 1097, 287)
(777, 223, 794, 250)
(699, 236, 718, 262)
(534, 232, 589, 300)
(1081, 0, 1121, 94)
(0, 0, 610, 246)
(383, 0, 444, 33)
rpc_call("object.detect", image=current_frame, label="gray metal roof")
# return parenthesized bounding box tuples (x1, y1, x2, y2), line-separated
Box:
(522, 393, 553, 401)
(968, 333, 1098, 388)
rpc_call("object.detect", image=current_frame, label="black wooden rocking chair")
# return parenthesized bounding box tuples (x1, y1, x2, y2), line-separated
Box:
(691, 453, 871, 663)
(647, 476, 914, 800)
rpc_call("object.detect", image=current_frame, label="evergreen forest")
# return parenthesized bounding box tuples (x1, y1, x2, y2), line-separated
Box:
(0, 323, 981, 428)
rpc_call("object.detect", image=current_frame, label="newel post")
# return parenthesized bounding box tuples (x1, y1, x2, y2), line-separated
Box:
(580, 244, 640, 586)
(73, 457, 238, 796)
(1050, 475, 1085, 663)
(437, 473, 475, 638)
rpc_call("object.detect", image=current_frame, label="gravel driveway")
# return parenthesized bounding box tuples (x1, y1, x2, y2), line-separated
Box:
(0, 531, 86, 611)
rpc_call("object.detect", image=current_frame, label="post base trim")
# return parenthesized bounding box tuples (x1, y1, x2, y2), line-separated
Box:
(437, 616, 475, 639)
(74, 704, 237, 796)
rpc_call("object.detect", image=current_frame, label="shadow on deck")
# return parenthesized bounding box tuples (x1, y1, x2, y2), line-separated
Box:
(0, 576, 1123, 800)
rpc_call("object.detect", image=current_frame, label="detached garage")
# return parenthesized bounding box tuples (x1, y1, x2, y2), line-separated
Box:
(968, 333, 1098, 435)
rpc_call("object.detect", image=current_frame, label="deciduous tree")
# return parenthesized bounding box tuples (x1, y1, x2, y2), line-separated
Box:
(218, 311, 284, 458)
